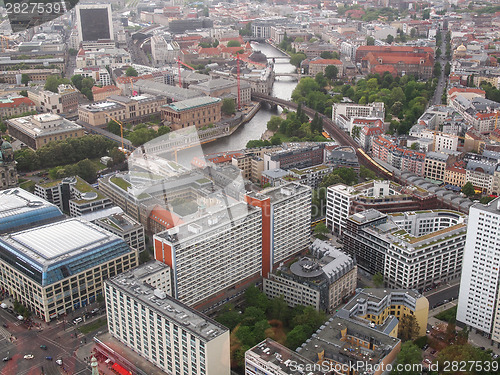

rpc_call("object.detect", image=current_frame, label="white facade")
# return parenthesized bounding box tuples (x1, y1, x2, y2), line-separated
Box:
(333, 102, 385, 130)
(154, 202, 263, 307)
(419, 129, 459, 152)
(151, 34, 180, 66)
(106, 261, 230, 375)
(73, 67, 112, 86)
(326, 184, 354, 235)
(457, 199, 500, 341)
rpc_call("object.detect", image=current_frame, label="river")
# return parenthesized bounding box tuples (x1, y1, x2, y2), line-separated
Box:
(200, 42, 298, 155)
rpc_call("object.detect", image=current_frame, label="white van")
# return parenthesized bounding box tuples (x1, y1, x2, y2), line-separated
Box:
(73, 317, 83, 324)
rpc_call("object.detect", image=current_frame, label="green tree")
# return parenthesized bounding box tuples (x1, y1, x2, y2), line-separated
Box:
(444, 62, 451, 76)
(44, 75, 68, 93)
(128, 127, 157, 146)
(313, 222, 329, 237)
(390, 342, 422, 375)
(267, 116, 282, 132)
(410, 142, 419, 150)
(221, 98, 236, 115)
(286, 325, 309, 350)
(320, 51, 339, 59)
(213, 39, 219, 47)
(366, 36, 375, 45)
(386, 34, 394, 44)
(68, 48, 78, 56)
(315, 72, 327, 88)
(227, 40, 241, 47)
(107, 120, 122, 136)
(423, 9, 430, 20)
(289, 53, 307, 68)
(71, 74, 83, 91)
(270, 134, 282, 145)
(126, 66, 138, 77)
(245, 285, 270, 311)
(372, 272, 384, 287)
(157, 126, 170, 136)
(461, 181, 475, 197)
(310, 112, 323, 134)
(110, 147, 126, 165)
(351, 125, 361, 139)
(324, 65, 338, 80)
(76, 158, 97, 182)
(21, 73, 30, 86)
(236, 326, 256, 347)
(399, 315, 420, 342)
(434, 62, 442, 77)
(436, 344, 498, 375)
(19, 90, 28, 97)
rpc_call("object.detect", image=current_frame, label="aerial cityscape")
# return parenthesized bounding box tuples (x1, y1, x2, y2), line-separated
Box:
(1, 0, 500, 374)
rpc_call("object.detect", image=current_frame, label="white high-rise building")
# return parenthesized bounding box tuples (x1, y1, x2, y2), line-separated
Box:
(105, 261, 230, 375)
(457, 198, 500, 343)
(326, 184, 355, 235)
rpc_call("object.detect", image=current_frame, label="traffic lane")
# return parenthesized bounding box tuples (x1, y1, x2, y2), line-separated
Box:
(425, 284, 460, 308)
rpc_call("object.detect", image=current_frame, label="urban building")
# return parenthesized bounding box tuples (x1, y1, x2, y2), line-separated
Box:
(0, 96, 36, 118)
(78, 94, 166, 127)
(307, 58, 343, 77)
(333, 102, 385, 131)
(263, 144, 325, 171)
(326, 181, 437, 235)
(245, 338, 321, 375)
(35, 176, 113, 216)
(263, 239, 357, 313)
(0, 218, 138, 321)
(154, 202, 263, 307)
(344, 209, 467, 291)
(0, 57, 65, 72)
(245, 183, 312, 278)
(288, 164, 333, 189)
(0, 69, 60, 85)
(151, 33, 180, 66)
(424, 151, 456, 181)
(296, 316, 401, 374)
(0, 140, 18, 190)
(457, 199, 500, 345)
(73, 67, 112, 87)
(76, 4, 114, 44)
(337, 289, 429, 337)
(93, 213, 146, 253)
(6, 113, 84, 149)
(189, 78, 251, 106)
(372, 135, 426, 177)
(0, 188, 63, 234)
(91, 85, 122, 102)
(251, 17, 288, 39)
(450, 95, 500, 132)
(161, 97, 222, 131)
(105, 261, 230, 375)
(28, 84, 79, 115)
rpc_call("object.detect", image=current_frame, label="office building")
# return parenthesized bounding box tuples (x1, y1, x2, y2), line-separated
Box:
(151, 33, 180, 66)
(6, 113, 84, 149)
(344, 209, 467, 291)
(93, 213, 146, 253)
(263, 239, 357, 313)
(161, 97, 222, 131)
(35, 176, 113, 216)
(92, 85, 121, 102)
(245, 339, 321, 375)
(0, 188, 63, 234)
(0, 140, 17, 190)
(105, 261, 230, 375)
(0, 218, 138, 321)
(326, 180, 438, 235)
(263, 144, 325, 171)
(73, 67, 112, 87)
(333, 102, 385, 131)
(296, 316, 401, 374)
(245, 183, 312, 278)
(28, 85, 79, 115)
(457, 199, 500, 344)
(337, 289, 429, 337)
(154, 202, 263, 307)
(76, 4, 114, 43)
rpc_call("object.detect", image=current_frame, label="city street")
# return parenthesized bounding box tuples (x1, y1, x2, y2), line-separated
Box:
(0, 303, 105, 375)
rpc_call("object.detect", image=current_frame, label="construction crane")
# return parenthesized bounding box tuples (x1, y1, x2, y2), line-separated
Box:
(105, 114, 125, 152)
(176, 58, 195, 88)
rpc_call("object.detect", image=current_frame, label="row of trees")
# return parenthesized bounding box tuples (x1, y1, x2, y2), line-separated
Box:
(14, 135, 114, 171)
(71, 74, 95, 100)
(217, 285, 326, 368)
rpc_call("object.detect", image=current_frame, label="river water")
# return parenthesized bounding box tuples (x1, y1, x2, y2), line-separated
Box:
(200, 42, 298, 155)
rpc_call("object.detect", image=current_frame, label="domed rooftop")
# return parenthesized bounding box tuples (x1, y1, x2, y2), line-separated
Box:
(456, 44, 466, 52)
(249, 50, 267, 63)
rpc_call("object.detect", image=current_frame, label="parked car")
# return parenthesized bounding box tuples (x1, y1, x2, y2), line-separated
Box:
(73, 317, 82, 324)
(2, 323, 7, 328)
(56, 359, 63, 366)
(24, 354, 34, 360)
(45, 356, 52, 361)
(2, 357, 11, 362)
(40, 345, 47, 350)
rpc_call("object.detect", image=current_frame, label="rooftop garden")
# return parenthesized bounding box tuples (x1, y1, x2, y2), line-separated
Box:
(111, 177, 131, 190)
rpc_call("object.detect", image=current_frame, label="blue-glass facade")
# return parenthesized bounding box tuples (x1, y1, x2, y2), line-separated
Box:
(0, 206, 64, 234)
(0, 238, 133, 287)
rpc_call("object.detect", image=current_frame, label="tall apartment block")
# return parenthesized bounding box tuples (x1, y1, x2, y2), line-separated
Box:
(245, 182, 312, 277)
(106, 261, 230, 375)
(154, 202, 263, 307)
(457, 198, 500, 345)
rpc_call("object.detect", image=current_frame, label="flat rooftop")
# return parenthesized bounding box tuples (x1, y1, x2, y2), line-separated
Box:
(95, 213, 142, 233)
(107, 261, 228, 341)
(247, 338, 321, 375)
(162, 96, 221, 112)
(7, 114, 82, 137)
(1, 218, 123, 266)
